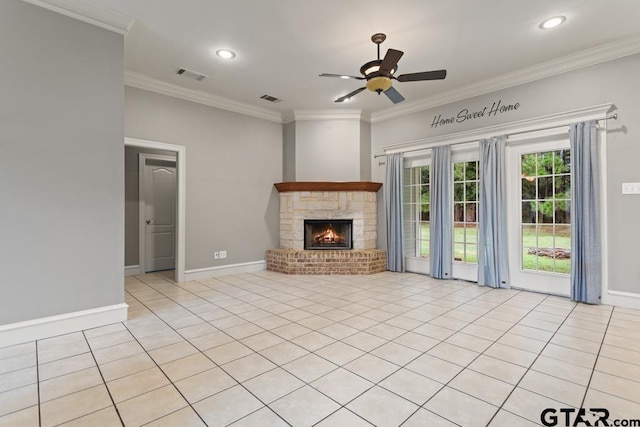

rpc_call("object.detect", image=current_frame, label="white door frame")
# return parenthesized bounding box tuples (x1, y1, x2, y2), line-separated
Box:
(125, 137, 186, 283)
(139, 153, 176, 274)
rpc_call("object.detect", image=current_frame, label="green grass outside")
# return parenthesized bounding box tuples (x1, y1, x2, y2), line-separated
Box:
(418, 224, 570, 274)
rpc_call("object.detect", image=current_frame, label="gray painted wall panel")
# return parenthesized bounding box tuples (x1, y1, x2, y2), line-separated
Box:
(0, 1, 124, 323)
(372, 53, 640, 294)
(125, 87, 282, 270)
(295, 120, 361, 181)
(283, 122, 296, 182)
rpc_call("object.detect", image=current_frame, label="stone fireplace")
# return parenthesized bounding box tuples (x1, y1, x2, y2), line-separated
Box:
(266, 182, 386, 274)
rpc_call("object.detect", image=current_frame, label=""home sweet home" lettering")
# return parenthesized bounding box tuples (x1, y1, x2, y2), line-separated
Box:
(430, 100, 520, 129)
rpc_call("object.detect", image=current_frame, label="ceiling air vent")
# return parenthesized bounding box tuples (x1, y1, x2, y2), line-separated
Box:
(176, 67, 207, 81)
(260, 94, 282, 103)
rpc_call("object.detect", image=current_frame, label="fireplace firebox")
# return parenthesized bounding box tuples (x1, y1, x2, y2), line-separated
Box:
(304, 219, 353, 250)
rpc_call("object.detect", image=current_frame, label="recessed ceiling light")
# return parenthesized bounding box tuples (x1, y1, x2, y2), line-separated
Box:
(539, 16, 566, 30)
(216, 49, 236, 59)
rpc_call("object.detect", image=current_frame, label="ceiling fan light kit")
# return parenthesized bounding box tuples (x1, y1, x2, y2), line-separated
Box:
(320, 32, 447, 104)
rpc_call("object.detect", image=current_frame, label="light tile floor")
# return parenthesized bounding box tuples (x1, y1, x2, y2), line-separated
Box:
(1, 271, 640, 426)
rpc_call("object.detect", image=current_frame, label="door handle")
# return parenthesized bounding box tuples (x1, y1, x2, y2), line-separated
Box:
(146, 219, 155, 225)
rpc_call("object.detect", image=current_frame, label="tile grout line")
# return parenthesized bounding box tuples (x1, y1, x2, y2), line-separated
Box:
(578, 305, 614, 410)
(484, 298, 609, 425)
(122, 291, 229, 427)
(80, 330, 126, 427)
(124, 286, 294, 427)
(400, 287, 555, 426)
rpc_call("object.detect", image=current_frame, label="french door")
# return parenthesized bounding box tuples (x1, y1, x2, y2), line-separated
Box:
(451, 150, 479, 282)
(506, 133, 571, 296)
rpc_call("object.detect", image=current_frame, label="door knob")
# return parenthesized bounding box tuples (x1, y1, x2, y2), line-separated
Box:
(146, 219, 155, 224)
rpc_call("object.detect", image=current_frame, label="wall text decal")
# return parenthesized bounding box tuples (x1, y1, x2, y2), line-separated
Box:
(430, 100, 520, 129)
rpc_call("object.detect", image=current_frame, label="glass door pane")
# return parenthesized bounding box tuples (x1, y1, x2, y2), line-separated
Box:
(452, 158, 479, 281)
(507, 137, 571, 295)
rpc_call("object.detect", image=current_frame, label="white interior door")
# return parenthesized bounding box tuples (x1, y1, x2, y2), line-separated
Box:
(143, 158, 176, 272)
(506, 133, 571, 296)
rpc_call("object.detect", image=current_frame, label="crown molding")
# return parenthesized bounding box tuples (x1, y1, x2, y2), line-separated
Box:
(21, 0, 134, 35)
(293, 109, 364, 121)
(125, 71, 283, 123)
(371, 34, 640, 124)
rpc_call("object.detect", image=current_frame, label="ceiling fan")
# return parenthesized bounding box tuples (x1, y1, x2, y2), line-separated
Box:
(320, 33, 447, 104)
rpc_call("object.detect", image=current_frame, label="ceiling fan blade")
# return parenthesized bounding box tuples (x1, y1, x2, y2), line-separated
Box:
(396, 69, 447, 82)
(335, 87, 366, 103)
(319, 73, 365, 80)
(380, 49, 404, 74)
(384, 86, 405, 104)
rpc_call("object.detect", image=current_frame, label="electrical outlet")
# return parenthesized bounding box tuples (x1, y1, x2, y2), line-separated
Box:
(214, 251, 219, 259)
(622, 182, 640, 194)
(219, 250, 227, 259)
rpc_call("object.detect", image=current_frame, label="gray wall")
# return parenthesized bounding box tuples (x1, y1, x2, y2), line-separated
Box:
(360, 121, 372, 181)
(372, 53, 640, 294)
(283, 121, 296, 182)
(125, 146, 176, 266)
(0, 1, 124, 324)
(125, 87, 282, 270)
(295, 120, 362, 181)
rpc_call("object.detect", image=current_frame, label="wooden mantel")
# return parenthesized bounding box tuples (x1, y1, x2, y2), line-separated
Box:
(274, 182, 382, 193)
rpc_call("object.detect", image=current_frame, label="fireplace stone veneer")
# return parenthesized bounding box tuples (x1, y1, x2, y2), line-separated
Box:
(268, 182, 386, 275)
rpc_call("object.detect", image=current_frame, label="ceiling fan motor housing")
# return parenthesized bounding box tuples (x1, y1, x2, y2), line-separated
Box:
(360, 59, 395, 93)
(366, 77, 392, 93)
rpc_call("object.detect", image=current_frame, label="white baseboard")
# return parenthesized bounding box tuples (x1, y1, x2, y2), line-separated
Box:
(604, 290, 640, 310)
(125, 265, 142, 276)
(0, 303, 128, 347)
(184, 260, 266, 281)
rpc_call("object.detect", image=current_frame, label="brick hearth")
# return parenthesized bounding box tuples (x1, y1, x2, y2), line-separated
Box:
(265, 248, 386, 275)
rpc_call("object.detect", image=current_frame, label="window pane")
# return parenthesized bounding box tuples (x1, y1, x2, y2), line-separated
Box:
(538, 152, 554, 175)
(465, 161, 478, 181)
(421, 185, 430, 204)
(454, 183, 464, 201)
(454, 163, 464, 181)
(554, 201, 569, 224)
(465, 244, 477, 263)
(420, 207, 430, 221)
(522, 201, 536, 223)
(554, 150, 571, 174)
(465, 182, 477, 201)
(538, 177, 553, 200)
(554, 175, 570, 198)
(522, 178, 536, 200)
(522, 154, 537, 178)
(454, 242, 465, 261)
(454, 203, 464, 222)
(465, 203, 477, 223)
(421, 166, 430, 184)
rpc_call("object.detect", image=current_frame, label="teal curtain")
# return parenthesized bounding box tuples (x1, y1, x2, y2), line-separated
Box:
(430, 145, 453, 279)
(570, 121, 601, 304)
(478, 136, 510, 288)
(385, 153, 404, 272)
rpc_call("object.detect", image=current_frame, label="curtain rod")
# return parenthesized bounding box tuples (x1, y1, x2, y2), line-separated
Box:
(373, 113, 618, 158)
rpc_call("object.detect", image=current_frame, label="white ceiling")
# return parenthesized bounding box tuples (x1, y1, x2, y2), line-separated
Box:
(87, 0, 640, 118)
